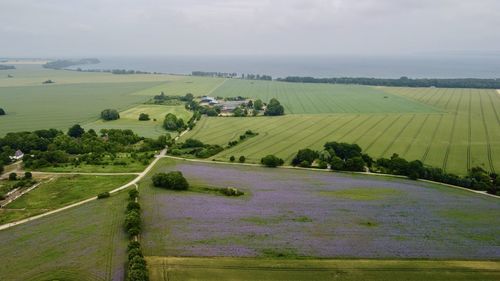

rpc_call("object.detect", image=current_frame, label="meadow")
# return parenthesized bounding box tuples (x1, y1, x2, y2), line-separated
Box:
(147, 257, 500, 281)
(0, 190, 130, 281)
(182, 86, 500, 175)
(0, 174, 134, 224)
(139, 158, 500, 259)
(85, 104, 193, 138)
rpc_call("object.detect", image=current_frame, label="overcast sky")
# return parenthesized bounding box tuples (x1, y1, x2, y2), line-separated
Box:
(1, 0, 499, 57)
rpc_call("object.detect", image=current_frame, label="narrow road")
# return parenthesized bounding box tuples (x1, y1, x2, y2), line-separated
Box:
(0, 148, 167, 231)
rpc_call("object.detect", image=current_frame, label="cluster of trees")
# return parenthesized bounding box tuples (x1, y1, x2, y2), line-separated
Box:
(290, 141, 500, 195)
(0, 108, 5, 115)
(264, 98, 285, 116)
(101, 109, 120, 120)
(42, 79, 55, 84)
(163, 113, 186, 131)
(192, 71, 238, 78)
(43, 58, 100, 69)
(227, 130, 258, 147)
(0, 126, 169, 170)
(229, 155, 246, 163)
(261, 155, 284, 167)
(242, 74, 272, 80)
(152, 171, 189, 190)
(170, 138, 223, 158)
(0, 65, 15, 70)
(277, 76, 500, 89)
(125, 189, 149, 281)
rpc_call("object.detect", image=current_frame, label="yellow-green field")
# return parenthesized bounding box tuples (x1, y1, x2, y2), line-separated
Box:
(147, 257, 500, 281)
(181, 87, 500, 175)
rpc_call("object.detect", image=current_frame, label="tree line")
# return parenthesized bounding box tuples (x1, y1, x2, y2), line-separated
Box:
(43, 58, 100, 69)
(0, 65, 15, 70)
(277, 76, 500, 89)
(262, 141, 499, 195)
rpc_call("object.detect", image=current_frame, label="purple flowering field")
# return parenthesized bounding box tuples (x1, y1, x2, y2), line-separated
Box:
(140, 159, 500, 259)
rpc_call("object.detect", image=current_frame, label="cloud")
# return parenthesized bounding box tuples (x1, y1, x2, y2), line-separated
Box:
(0, 0, 499, 56)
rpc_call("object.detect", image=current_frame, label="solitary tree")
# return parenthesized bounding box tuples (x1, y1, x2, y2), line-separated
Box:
(0, 108, 5, 115)
(101, 109, 120, 120)
(138, 113, 150, 121)
(238, 156, 246, 163)
(264, 98, 284, 116)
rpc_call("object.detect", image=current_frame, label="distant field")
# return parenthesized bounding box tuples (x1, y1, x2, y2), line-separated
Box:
(0, 174, 134, 224)
(147, 257, 500, 281)
(139, 159, 500, 259)
(0, 190, 129, 281)
(182, 87, 500, 175)
(211, 79, 438, 114)
(85, 104, 192, 137)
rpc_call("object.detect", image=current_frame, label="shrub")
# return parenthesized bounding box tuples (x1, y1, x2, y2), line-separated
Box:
(97, 192, 110, 199)
(229, 156, 235, 162)
(0, 108, 5, 115)
(138, 113, 150, 121)
(127, 241, 141, 253)
(24, 171, 33, 179)
(182, 138, 204, 148)
(261, 155, 284, 167)
(101, 109, 120, 120)
(127, 201, 141, 211)
(238, 156, 246, 163)
(124, 210, 141, 230)
(8, 172, 17, 181)
(220, 187, 244, 196)
(152, 171, 189, 190)
(128, 189, 139, 200)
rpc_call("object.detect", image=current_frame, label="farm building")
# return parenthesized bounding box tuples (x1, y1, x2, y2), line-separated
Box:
(200, 96, 219, 105)
(9, 150, 24, 161)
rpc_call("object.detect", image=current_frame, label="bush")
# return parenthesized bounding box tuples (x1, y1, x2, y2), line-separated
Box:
(239, 156, 246, 163)
(128, 189, 139, 200)
(101, 109, 120, 120)
(182, 138, 204, 148)
(97, 192, 110, 199)
(24, 171, 33, 179)
(127, 201, 141, 211)
(220, 187, 244, 196)
(8, 173, 17, 181)
(152, 171, 189, 190)
(124, 210, 141, 230)
(229, 156, 235, 162)
(138, 113, 150, 121)
(261, 155, 284, 167)
(0, 108, 5, 115)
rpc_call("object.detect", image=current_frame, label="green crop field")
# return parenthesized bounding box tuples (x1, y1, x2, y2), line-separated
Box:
(211, 79, 439, 114)
(182, 86, 500, 175)
(0, 64, 219, 135)
(0, 174, 134, 224)
(0, 190, 130, 281)
(147, 257, 500, 281)
(85, 104, 193, 137)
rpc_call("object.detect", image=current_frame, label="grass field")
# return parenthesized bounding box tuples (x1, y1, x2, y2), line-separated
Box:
(181, 87, 500, 175)
(0, 190, 130, 281)
(0, 174, 134, 224)
(139, 159, 500, 259)
(85, 104, 193, 137)
(147, 257, 500, 281)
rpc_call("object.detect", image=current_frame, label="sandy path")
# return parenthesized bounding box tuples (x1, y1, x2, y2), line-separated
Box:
(0, 149, 167, 231)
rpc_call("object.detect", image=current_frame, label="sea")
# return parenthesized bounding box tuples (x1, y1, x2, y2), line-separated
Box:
(71, 54, 500, 79)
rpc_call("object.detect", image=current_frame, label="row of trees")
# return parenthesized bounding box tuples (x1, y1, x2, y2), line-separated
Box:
(0, 65, 15, 70)
(43, 58, 100, 69)
(287, 141, 499, 195)
(277, 76, 500, 89)
(125, 189, 149, 281)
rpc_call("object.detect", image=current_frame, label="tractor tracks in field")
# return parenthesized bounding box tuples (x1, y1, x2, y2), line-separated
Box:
(478, 92, 495, 173)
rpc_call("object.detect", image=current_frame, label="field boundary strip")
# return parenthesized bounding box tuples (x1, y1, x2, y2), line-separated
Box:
(163, 156, 500, 199)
